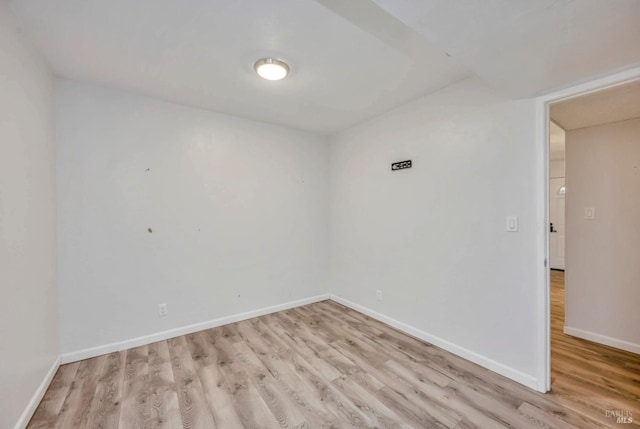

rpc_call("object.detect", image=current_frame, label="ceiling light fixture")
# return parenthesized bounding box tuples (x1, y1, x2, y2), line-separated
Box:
(254, 58, 290, 81)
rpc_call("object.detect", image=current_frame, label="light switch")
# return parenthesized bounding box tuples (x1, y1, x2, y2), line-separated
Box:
(584, 208, 595, 219)
(506, 216, 518, 232)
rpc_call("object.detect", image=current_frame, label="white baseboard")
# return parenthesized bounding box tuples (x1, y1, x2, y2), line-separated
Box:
(61, 294, 331, 364)
(564, 326, 640, 354)
(58, 292, 540, 392)
(329, 295, 540, 391)
(14, 356, 60, 429)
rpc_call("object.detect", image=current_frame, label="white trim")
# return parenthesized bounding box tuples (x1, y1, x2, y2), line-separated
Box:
(534, 93, 551, 393)
(60, 294, 331, 364)
(539, 68, 640, 106)
(14, 356, 60, 429)
(534, 65, 640, 394)
(330, 295, 539, 391)
(60, 291, 542, 390)
(564, 326, 640, 355)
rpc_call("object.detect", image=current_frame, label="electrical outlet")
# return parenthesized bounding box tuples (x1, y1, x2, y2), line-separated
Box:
(376, 290, 382, 301)
(584, 207, 595, 219)
(158, 303, 168, 317)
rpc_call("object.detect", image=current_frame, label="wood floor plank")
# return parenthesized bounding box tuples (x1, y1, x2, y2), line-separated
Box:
(27, 362, 81, 428)
(124, 345, 149, 381)
(53, 354, 107, 429)
(233, 341, 308, 427)
(373, 385, 463, 429)
(309, 303, 456, 390)
(208, 328, 280, 428)
(234, 319, 346, 428)
(220, 323, 243, 344)
(257, 314, 377, 426)
(185, 330, 220, 372)
(330, 374, 412, 429)
(284, 349, 376, 428)
(132, 340, 183, 429)
(118, 345, 149, 429)
(167, 336, 217, 429)
(29, 274, 640, 428)
(265, 312, 343, 357)
(146, 360, 182, 429)
(517, 402, 581, 429)
(198, 363, 246, 429)
(118, 373, 148, 429)
(185, 328, 246, 427)
(549, 270, 640, 427)
(445, 381, 545, 429)
(85, 351, 126, 428)
(328, 337, 463, 428)
(261, 313, 345, 381)
(147, 341, 171, 368)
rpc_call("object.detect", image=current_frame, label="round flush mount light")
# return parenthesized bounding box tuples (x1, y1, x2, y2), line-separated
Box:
(254, 58, 290, 81)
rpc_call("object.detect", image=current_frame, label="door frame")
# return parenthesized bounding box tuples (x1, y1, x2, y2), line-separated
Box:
(534, 65, 640, 392)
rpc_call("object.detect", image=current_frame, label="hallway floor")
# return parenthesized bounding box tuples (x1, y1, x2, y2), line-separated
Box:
(549, 269, 640, 427)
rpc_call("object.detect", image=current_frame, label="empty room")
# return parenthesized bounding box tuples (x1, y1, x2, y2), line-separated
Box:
(2, 1, 639, 428)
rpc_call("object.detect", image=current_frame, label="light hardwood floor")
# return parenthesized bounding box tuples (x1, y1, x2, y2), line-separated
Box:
(28, 276, 639, 428)
(549, 269, 639, 428)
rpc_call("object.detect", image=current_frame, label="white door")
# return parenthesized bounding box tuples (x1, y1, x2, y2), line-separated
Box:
(549, 178, 565, 270)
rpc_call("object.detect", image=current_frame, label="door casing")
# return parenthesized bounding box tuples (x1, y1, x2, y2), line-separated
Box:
(534, 66, 640, 393)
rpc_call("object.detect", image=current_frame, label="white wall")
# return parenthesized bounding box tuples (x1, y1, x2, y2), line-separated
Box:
(330, 77, 540, 384)
(0, 4, 58, 428)
(56, 80, 329, 354)
(549, 159, 565, 179)
(565, 117, 640, 351)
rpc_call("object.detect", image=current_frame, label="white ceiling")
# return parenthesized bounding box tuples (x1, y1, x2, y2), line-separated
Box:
(8, 0, 470, 134)
(371, 0, 640, 97)
(550, 79, 640, 131)
(9, 0, 640, 133)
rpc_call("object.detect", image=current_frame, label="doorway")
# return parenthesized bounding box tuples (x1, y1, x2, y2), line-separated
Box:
(548, 121, 565, 271)
(543, 78, 640, 426)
